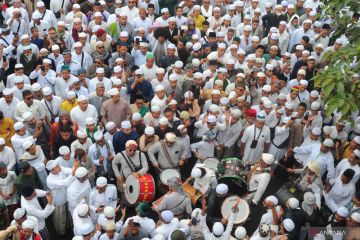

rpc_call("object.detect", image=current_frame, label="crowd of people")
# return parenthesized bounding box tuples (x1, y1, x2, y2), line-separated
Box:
(0, 0, 359, 239)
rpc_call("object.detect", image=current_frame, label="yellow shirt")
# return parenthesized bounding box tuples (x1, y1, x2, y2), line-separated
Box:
(194, 15, 205, 30)
(342, 142, 352, 159)
(60, 100, 78, 113)
(0, 117, 15, 147)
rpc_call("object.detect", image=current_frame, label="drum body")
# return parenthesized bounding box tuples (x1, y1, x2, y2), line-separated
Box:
(160, 169, 180, 192)
(221, 196, 250, 225)
(276, 182, 300, 206)
(202, 157, 219, 171)
(182, 182, 203, 205)
(125, 174, 155, 204)
(217, 157, 246, 182)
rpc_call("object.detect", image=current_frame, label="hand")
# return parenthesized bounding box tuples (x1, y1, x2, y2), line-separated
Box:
(108, 154, 114, 161)
(287, 168, 295, 173)
(121, 207, 126, 216)
(99, 156, 104, 163)
(117, 176, 124, 183)
(186, 176, 193, 183)
(46, 192, 53, 204)
(307, 176, 313, 184)
(2, 194, 10, 200)
(132, 172, 140, 178)
(73, 159, 80, 169)
(96, 206, 105, 213)
(221, 218, 228, 225)
(153, 163, 160, 168)
(335, 141, 340, 149)
(201, 198, 207, 214)
(96, 224, 101, 232)
(179, 159, 185, 166)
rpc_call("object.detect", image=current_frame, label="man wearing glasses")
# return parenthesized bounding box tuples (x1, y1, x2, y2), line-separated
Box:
(14, 90, 47, 123)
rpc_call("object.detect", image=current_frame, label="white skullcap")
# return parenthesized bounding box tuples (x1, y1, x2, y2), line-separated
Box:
(194, 72, 203, 79)
(96, 176, 107, 187)
(160, 8, 169, 13)
(192, 34, 199, 40)
(42, 58, 51, 65)
(262, 153, 274, 165)
(121, 120, 131, 129)
(96, 68, 105, 74)
(77, 204, 89, 217)
(265, 195, 278, 205)
(42, 87, 52, 96)
(74, 42, 82, 48)
(104, 206, 115, 218)
(351, 212, 360, 223)
(161, 210, 174, 222)
(311, 101, 321, 110)
(231, 109, 242, 118)
(191, 167, 202, 178)
(108, 88, 120, 96)
(300, 79, 308, 86)
(354, 136, 360, 145)
(36, 1, 45, 7)
(31, 83, 41, 91)
(235, 226, 247, 239)
(155, 85, 165, 92)
(125, 140, 138, 148)
(218, 43, 226, 49)
(105, 122, 116, 131)
(168, 99, 177, 105)
(14, 76, 23, 84)
(120, 31, 129, 37)
(77, 95, 88, 102)
(156, 68, 165, 74)
(94, 11, 102, 17)
(165, 132, 177, 142)
(174, 61, 183, 68)
(243, 25, 252, 32)
(73, 3, 80, 8)
(169, 74, 178, 81)
(295, 45, 304, 51)
(14, 122, 25, 131)
(46, 159, 58, 171)
(336, 206, 349, 218)
(256, 112, 267, 121)
(85, 117, 95, 125)
(13, 208, 26, 220)
(75, 167, 87, 178)
(228, 91, 237, 99)
(283, 219, 295, 232)
(212, 222, 224, 236)
(151, 105, 161, 112)
(220, 97, 229, 105)
(111, 78, 122, 85)
(77, 129, 87, 138)
(310, 91, 319, 99)
(322, 126, 332, 135)
(285, 102, 294, 110)
(262, 85, 272, 92)
(94, 131, 104, 142)
(145, 126, 155, 135)
(159, 117, 169, 125)
(311, 127, 321, 136)
(323, 138, 334, 147)
(131, 113, 141, 121)
(192, 42, 202, 51)
(215, 183, 228, 195)
(263, 100, 273, 109)
(288, 198, 299, 209)
(278, 93, 287, 100)
(3, 88, 13, 96)
(0, 138, 4, 145)
(22, 219, 35, 229)
(59, 146, 70, 155)
(113, 66, 122, 73)
(67, 91, 76, 98)
(207, 115, 217, 123)
(209, 104, 219, 113)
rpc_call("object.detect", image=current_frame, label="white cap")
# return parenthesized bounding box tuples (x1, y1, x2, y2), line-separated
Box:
(169, 73, 178, 81)
(77, 204, 89, 217)
(14, 122, 25, 131)
(75, 167, 87, 178)
(323, 138, 334, 147)
(36, 1, 45, 7)
(78, 95, 88, 102)
(77, 129, 87, 138)
(105, 122, 116, 131)
(283, 219, 295, 232)
(155, 85, 165, 92)
(212, 222, 224, 236)
(96, 176, 107, 187)
(262, 85, 272, 92)
(145, 126, 155, 135)
(311, 101, 321, 110)
(59, 146, 70, 155)
(85, 117, 96, 125)
(0, 138, 4, 145)
(159, 117, 169, 125)
(151, 105, 161, 112)
(31, 83, 41, 91)
(74, 42, 82, 48)
(42, 87, 52, 96)
(23, 112, 34, 121)
(46, 159, 58, 171)
(94, 131, 103, 141)
(311, 127, 321, 136)
(336, 206, 349, 218)
(67, 91, 76, 98)
(265, 195, 278, 205)
(192, 43, 202, 51)
(131, 113, 141, 121)
(96, 68, 105, 74)
(108, 88, 120, 96)
(262, 153, 274, 164)
(121, 120, 131, 129)
(287, 198, 299, 209)
(191, 167, 202, 178)
(22, 139, 34, 150)
(22, 220, 35, 230)
(104, 206, 115, 218)
(215, 183, 228, 195)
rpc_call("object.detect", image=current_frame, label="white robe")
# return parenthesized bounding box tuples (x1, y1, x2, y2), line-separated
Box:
(241, 125, 271, 164)
(46, 167, 75, 206)
(67, 179, 91, 215)
(70, 105, 99, 129)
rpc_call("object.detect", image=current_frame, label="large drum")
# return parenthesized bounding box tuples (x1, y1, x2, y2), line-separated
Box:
(160, 169, 180, 192)
(182, 182, 203, 206)
(125, 174, 155, 204)
(276, 182, 300, 206)
(221, 196, 250, 225)
(202, 157, 219, 171)
(217, 157, 247, 182)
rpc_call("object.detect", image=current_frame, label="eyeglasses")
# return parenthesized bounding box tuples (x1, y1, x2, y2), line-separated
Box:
(127, 148, 136, 152)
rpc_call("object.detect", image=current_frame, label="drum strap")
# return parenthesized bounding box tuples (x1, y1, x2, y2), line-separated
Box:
(168, 196, 186, 211)
(120, 151, 142, 173)
(160, 140, 176, 168)
(254, 169, 271, 174)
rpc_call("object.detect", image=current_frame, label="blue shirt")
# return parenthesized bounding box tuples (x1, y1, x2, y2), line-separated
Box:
(112, 130, 139, 154)
(127, 78, 154, 103)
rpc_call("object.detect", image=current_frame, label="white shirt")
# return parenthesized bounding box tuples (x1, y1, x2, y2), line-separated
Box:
(11, 84, 32, 101)
(14, 99, 47, 122)
(88, 141, 115, 173)
(72, 205, 94, 235)
(151, 218, 179, 239)
(0, 146, 16, 170)
(71, 51, 93, 70)
(324, 177, 355, 213)
(0, 97, 20, 119)
(41, 96, 62, 120)
(131, 16, 153, 34)
(88, 77, 112, 94)
(88, 185, 117, 222)
(54, 75, 79, 99)
(334, 158, 360, 184)
(121, 6, 139, 19)
(11, 133, 32, 161)
(122, 216, 155, 235)
(217, 120, 242, 147)
(21, 189, 55, 230)
(32, 10, 58, 28)
(46, 167, 75, 205)
(70, 138, 93, 154)
(6, 74, 30, 88)
(70, 104, 99, 129)
(67, 178, 91, 215)
(241, 124, 271, 164)
(191, 140, 216, 159)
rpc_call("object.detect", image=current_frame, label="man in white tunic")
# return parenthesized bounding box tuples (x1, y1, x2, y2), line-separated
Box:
(67, 167, 92, 215)
(70, 95, 98, 129)
(89, 177, 117, 222)
(13, 90, 47, 122)
(333, 149, 360, 184)
(88, 68, 112, 94)
(40, 87, 61, 123)
(20, 139, 48, 189)
(240, 113, 271, 165)
(11, 122, 33, 161)
(0, 138, 16, 170)
(46, 159, 79, 235)
(0, 88, 20, 120)
(20, 186, 55, 240)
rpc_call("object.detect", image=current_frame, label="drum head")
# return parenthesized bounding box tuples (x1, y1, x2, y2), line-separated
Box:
(125, 175, 140, 204)
(160, 169, 180, 184)
(221, 196, 249, 224)
(202, 157, 219, 171)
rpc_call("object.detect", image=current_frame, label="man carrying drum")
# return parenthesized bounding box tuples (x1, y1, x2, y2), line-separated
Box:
(152, 176, 192, 220)
(247, 153, 274, 206)
(112, 140, 149, 204)
(148, 132, 187, 170)
(189, 164, 217, 195)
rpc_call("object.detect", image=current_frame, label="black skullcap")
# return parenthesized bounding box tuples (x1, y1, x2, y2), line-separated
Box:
(22, 186, 35, 197)
(343, 168, 355, 180)
(20, 161, 31, 172)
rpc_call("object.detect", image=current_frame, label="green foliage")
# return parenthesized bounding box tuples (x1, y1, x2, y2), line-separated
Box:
(314, 0, 360, 121)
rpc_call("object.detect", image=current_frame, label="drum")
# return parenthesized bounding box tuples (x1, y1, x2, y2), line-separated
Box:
(160, 169, 180, 192)
(276, 182, 300, 206)
(221, 196, 250, 225)
(217, 157, 246, 182)
(182, 182, 203, 206)
(202, 157, 219, 171)
(125, 174, 155, 204)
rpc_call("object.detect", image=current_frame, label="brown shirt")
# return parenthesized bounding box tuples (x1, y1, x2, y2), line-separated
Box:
(101, 98, 132, 128)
